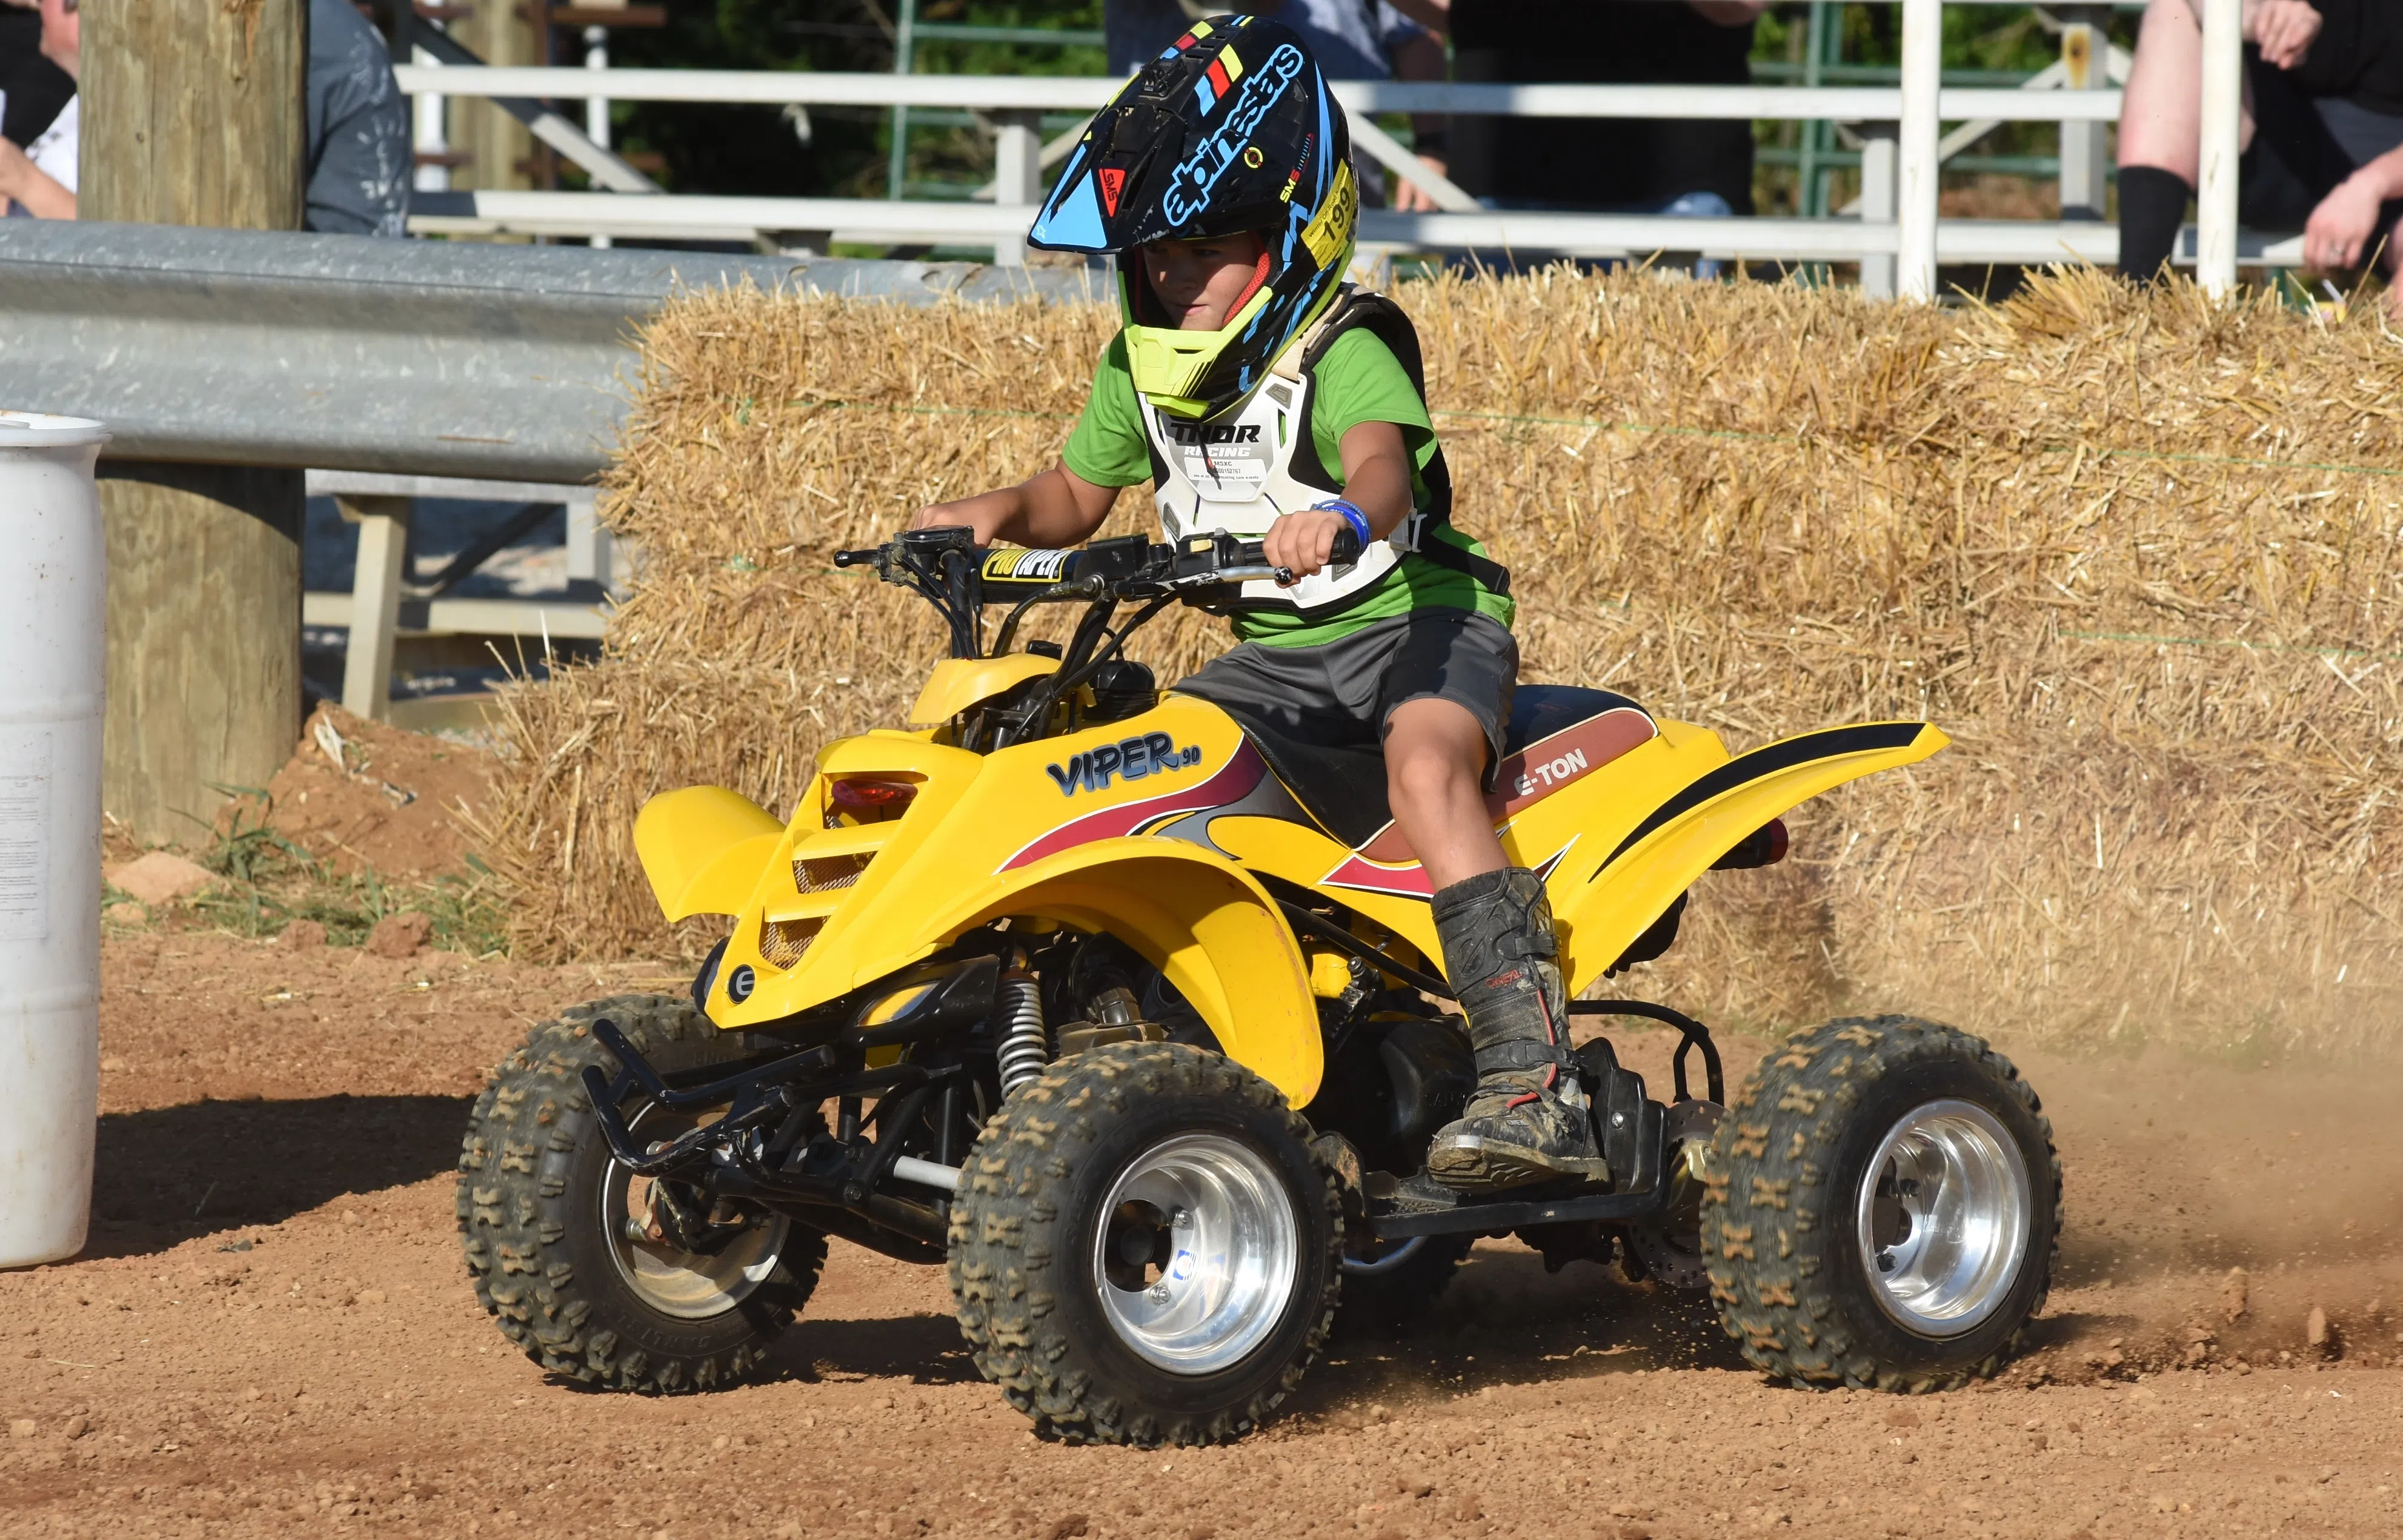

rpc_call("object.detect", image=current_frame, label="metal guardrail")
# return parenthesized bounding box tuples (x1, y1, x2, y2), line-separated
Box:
(0, 222, 1098, 482)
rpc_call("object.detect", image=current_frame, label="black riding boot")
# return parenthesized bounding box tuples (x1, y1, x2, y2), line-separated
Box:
(1424, 868, 1607, 1191)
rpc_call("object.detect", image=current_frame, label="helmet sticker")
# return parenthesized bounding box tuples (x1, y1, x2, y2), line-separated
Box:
(1191, 43, 1247, 115)
(1098, 165, 1127, 216)
(1163, 42, 1307, 228)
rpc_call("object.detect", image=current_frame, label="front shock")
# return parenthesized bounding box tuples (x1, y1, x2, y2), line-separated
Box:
(995, 960, 1049, 1095)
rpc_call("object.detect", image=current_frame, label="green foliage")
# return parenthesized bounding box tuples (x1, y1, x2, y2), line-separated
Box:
(605, 0, 1103, 202)
(139, 791, 510, 958)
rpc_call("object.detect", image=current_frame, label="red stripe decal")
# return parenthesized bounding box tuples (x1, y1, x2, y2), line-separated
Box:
(1318, 837, 1578, 903)
(1000, 742, 1267, 871)
(1205, 59, 1231, 95)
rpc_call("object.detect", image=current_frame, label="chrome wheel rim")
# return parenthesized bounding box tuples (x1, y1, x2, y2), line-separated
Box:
(600, 1100, 789, 1321)
(1091, 1132, 1300, 1375)
(1855, 1098, 2031, 1338)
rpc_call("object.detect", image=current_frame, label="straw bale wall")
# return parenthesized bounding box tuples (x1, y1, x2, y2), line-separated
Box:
(475, 267, 2403, 1061)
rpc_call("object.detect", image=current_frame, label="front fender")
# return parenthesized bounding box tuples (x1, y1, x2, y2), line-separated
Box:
(633, 786, 785, 921)
(925, 840, 1321, 1106)
(1557, 722, 1948, 998)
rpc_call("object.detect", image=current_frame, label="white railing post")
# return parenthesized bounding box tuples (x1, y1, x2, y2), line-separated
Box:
(1860, 123, 1899, 298)
(1896, 0, 1942, 300)
(2197, 0, 2242, 294)
(585, 27, 613, 250)
(991, 110, 1041, 268)
(2058, 5, 2110, 220)
(565, 488, 617, 594)
(412, 44, 450, 194)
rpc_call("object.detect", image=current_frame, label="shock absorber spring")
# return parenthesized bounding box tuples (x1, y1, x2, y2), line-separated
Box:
(994, 963, 1049, 1095)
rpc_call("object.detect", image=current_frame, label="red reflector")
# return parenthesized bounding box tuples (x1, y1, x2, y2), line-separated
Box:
(830, 779, 916, 811)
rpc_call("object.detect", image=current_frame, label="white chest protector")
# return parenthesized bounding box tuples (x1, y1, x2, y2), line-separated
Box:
(1141, 362, 1421, 614)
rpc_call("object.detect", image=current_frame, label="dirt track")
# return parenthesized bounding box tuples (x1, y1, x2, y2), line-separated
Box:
(4, 934, 2402, 1538)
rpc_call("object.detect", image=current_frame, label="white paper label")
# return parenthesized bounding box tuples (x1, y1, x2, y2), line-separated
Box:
(0, 732, 52, 941)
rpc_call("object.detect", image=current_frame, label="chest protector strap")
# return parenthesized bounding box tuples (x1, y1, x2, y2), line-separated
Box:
(1141, 287, 1511, 615)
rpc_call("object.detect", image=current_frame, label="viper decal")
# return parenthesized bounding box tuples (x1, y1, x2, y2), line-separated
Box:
(1046, 734, 1203, 796)
(1005, 742, 1266, 871)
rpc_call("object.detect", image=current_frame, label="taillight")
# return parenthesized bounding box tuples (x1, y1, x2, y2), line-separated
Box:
(1712, 818, 1789, 871)
(826, 778, 917, 825)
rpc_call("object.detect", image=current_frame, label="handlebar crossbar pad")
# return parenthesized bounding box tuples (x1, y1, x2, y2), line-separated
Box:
(978, 547, 1079, 596)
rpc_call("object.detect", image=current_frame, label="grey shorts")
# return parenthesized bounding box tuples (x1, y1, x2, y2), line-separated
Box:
(1171, 610, 1518, 782)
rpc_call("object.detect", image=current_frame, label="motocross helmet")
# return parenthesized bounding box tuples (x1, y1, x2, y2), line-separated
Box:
(1028, 15, 1357, 419)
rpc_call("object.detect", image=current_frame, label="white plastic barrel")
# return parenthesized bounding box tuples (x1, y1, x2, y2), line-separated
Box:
(0, 413, 106, 1269)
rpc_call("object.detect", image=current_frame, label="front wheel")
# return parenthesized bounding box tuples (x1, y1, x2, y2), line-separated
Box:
(456, 995, 826, 1392)
(947, 1042, 1343, 1445)
(1701, 1015, 2060, 1393)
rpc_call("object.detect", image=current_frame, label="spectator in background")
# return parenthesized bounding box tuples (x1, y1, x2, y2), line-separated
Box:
(304, 0, 414, 236)
(0, 0, 77, 219)
(2119, 0, 2403, 299)
(1443, 0, 1764, 220)
(1104, 1, 1452, 208)
(0, 0, 411, 234)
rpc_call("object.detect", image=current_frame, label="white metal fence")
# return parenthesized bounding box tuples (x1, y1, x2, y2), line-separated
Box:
(395, 0, 2255, 300)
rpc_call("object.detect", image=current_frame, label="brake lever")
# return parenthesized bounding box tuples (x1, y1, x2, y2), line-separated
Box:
(1173, 563, 1292, 588)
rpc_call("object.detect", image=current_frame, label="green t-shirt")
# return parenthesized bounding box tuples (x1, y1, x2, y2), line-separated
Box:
(1060, 327, 1514, 648)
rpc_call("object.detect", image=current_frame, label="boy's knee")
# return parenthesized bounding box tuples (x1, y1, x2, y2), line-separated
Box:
(1387, 743, 1478, 809)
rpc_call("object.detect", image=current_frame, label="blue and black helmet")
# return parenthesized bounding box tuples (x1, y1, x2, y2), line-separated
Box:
(1029, 16, 1358, 419)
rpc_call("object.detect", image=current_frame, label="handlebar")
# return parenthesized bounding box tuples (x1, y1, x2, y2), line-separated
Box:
(831, 523, 1374, 731)
(834, 525, 1366, 605)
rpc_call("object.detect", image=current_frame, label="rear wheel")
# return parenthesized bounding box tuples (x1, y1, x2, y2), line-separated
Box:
(948, 1042, 1342, 1445)
(1701, 1015, 2059, 1392)
(457, 995, 825, 1392)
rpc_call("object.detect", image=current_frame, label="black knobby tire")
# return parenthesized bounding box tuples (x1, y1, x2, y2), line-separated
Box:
(947, 1041, 1343, 1445)
(1700, 1015, 2061, 1393)
(456, 994, 827, 1393)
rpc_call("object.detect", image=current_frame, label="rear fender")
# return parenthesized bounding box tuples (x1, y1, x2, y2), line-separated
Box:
(1556, 722, 1949, 998)
(919, 840, 1321, 1105)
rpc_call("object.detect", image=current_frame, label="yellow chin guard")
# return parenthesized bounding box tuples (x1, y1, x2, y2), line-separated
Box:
(1121, 285, 1280, 419)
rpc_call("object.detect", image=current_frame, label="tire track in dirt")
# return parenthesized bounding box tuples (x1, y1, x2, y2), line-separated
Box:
(1, 935, 2399, 1538)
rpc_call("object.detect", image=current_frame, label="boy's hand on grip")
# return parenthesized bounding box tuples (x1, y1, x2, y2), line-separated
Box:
(1263, 507, 1348, 584)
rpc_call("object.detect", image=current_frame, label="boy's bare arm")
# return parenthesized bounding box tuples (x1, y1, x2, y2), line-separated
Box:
(1261, 419, 1414, 579)
(911, 462, 1122, 548)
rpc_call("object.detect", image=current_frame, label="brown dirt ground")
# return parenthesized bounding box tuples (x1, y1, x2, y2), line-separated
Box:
(232, 705, 492, 878)
(4, 934, 2402, 1539)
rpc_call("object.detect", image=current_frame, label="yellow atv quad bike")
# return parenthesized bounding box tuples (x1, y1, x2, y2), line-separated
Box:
(458, 525, 2061, 1439)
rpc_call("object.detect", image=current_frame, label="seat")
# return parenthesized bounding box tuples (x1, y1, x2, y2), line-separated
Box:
(1503, 684, 1651, 757)
(1216, 685, 1656, 852)
(1214, 705, 1395, 848)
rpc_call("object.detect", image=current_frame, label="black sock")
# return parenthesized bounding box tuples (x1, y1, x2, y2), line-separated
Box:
(2118, 165, 2192, 284)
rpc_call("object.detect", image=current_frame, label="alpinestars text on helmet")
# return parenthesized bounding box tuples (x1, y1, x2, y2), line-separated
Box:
(1163, 44, 1307, 228)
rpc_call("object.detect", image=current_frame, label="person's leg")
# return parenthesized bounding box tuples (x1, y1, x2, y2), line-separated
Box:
(2119, 0, 2204, 279)
(2119, 0, 2206, 179)
(1384, 698, 1504, 891)
(1372, 614, 1603, 1191)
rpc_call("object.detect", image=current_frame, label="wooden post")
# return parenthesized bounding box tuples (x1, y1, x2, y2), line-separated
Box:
(337, 496, 412, 723)
(81, 0, 308, 843)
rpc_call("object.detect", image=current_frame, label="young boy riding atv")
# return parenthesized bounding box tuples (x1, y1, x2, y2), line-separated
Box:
(456, 16, 2061, 1446)
(913, 18, 1593, 1196)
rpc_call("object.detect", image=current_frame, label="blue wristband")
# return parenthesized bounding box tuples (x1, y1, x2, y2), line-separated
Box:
(1317, 500, 1373, 551)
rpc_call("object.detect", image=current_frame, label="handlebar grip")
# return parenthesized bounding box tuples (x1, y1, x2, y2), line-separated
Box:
(1328, 527, 1364, 566)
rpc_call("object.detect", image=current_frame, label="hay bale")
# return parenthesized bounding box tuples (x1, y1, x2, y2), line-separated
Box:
(474, 267, 2403, 1061)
